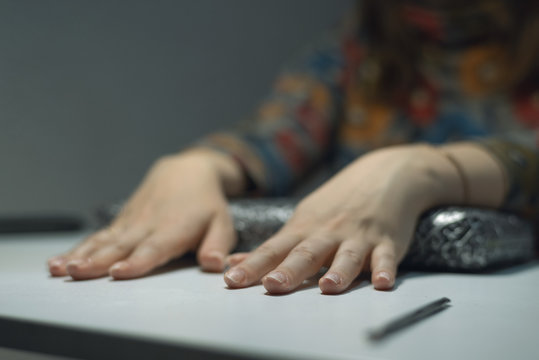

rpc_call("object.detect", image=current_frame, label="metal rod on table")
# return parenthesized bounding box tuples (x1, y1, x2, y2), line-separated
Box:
(367, 297, 451, 341)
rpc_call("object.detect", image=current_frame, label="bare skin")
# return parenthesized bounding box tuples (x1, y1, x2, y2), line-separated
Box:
(47, 148, 245, 279)
(48, 143, 505, 294)
(224, 144, 465, 293)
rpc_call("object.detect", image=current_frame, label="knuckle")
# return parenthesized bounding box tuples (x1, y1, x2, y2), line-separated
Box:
(90, 230, 112, 245)
(143, 241, 165, 259)
(373, 250, 397, 269)
(127, 226, 152, 241)
(91, 224, 127, 244)
(340, 248, 363, 267)
(358, 216, 397, 237)
(290, 245, 319, 265)
(380, 251, 397, 263)
(112, 241, 133, 254)
(322, 213, 351, 232)
(132, 207, 155, 223)
(254, 244, 281, 264)
(357, 216, 377, 232)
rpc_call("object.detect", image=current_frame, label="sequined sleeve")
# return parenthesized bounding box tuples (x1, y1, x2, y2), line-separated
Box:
(195, 30, 346, 196)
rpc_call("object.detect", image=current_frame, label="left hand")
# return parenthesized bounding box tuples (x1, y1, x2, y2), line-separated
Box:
(224, 144, 462, 294)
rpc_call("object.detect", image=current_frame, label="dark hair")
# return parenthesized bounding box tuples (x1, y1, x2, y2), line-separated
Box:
(357, 0, 539, 102)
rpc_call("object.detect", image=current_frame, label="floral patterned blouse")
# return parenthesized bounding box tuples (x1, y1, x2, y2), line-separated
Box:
(197, 1, 538, 224)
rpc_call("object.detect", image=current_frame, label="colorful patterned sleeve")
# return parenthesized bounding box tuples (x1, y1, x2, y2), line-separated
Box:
(476, 131, 539, 221)
(195, 28, 347, 196)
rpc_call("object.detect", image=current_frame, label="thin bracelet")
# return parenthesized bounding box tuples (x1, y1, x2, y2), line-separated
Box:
(438, 150, 470, 205)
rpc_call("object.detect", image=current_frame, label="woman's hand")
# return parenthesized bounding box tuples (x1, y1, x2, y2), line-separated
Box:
(224, 144, 463, 294)
(47, 148, 245, 280)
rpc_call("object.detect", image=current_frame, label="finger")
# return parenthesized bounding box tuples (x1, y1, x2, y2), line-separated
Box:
(66, 228, 149, 280)
(262, 234, 337, 294)
(48, 227, 120, 276)
(370, 241, 398, 290)
(197, 211, 237, 272)
(224, 232, 301, 289)
(319, 238, 373, 294)
(69, 226, 123, 258)
(109, 225, 199, 279)
(226, 252, 249, 267)
(47, 255, 70, 277)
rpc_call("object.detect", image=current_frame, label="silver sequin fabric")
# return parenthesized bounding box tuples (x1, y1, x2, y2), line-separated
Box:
(230, 199, 535, 271)
(98, 199, 535, 271)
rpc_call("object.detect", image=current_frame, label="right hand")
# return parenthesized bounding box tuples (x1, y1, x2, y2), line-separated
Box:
(47, 149, 244, 280)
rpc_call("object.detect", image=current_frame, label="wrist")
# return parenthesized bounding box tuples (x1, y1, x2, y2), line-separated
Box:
(402, 142, 506, 210)
(436, 143, 506, 207)
(170, 148, 247, 196)
(394, 144, 466, 210)
(351, 144, 464, 214)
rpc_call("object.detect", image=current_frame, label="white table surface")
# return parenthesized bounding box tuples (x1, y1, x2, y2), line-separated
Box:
(1, 232, 538, 360)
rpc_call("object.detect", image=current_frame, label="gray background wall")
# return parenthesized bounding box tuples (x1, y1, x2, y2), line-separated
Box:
(0, 0, 353, 218)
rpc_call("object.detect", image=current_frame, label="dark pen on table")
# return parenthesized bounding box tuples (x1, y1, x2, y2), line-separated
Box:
(367, 297, 451, 341)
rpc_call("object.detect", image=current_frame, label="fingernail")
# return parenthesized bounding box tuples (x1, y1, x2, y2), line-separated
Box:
(66, 259, 86, 272)
(377, 271, 393, 284)
(48, 257, 66, 268)
(109, 262, 128, 274)
(225, 268, 246, 285)
(323, 272, 341, 285)
(265, 271, 287, 285)
(204, 251, 224, 269)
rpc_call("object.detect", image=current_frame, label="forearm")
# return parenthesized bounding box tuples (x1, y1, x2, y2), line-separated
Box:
(184, 141, 510, 208)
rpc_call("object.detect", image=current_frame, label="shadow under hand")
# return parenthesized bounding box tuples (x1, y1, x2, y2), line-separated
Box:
(111, 255, 199, 281)
(484, 259, 539, 276)
(145, 256, 199, 278)
(321, 273, 373, 296)
(264, 277, 319, 296)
